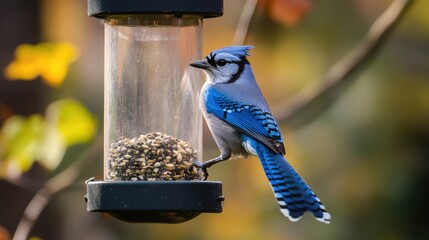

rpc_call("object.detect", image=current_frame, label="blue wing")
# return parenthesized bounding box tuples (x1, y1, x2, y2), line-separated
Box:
(204, 87, 285, 154)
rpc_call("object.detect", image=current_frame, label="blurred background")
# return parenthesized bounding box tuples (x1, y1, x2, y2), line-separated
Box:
(1, 0, 429, 239)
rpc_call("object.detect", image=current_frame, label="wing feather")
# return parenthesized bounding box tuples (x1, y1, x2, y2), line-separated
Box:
(205, 88, 285, 154)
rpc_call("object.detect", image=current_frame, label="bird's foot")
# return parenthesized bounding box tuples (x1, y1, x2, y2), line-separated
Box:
(193, 156, 228, 180)
(193, 161, 210, 180)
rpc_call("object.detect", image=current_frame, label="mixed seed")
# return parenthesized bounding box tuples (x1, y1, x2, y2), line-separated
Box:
(107, 132, 202, 181)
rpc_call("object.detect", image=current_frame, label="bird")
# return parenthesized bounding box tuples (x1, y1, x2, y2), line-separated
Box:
(189, 45, 331, 223)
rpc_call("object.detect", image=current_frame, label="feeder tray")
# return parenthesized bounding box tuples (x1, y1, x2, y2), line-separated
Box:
(86, 180, 223, 223)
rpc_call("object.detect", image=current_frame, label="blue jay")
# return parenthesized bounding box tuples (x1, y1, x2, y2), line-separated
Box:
(190, 46, 331, 223)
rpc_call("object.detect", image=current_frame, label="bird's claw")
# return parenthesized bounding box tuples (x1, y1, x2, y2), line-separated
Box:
(193, 161, 209, 180)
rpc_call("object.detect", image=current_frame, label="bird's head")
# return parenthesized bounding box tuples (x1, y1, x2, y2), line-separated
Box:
(190, 45, 254, 84)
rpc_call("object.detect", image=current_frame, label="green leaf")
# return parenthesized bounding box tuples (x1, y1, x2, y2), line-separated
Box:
(0, 98, 97, 176)
(46, 98, 97, 146)
(37, 98, 97, 169)
(36, 121, 66, 170)
(0, 115, 44, 176)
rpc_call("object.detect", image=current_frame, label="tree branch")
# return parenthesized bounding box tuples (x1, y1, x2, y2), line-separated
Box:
(232, 0, 258, 46)
(12, 135, 102, 240)
(232, 0, 413, 129)
(271, 0, 414, 129)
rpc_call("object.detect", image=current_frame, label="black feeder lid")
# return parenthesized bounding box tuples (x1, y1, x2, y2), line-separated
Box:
(86, 180, 224, 223)
(88, 0, 224, 18)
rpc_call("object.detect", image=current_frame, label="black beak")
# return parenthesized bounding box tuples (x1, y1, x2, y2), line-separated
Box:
(190, 60, 210, 69)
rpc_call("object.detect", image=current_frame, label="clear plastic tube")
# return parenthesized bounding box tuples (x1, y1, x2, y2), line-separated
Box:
(104, 15, 203, 181)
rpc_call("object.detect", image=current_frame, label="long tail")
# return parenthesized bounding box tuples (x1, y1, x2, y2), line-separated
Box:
(248, 139, 331, 223)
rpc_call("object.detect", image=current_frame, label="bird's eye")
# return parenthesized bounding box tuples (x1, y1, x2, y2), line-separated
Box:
(217, 59, 227, 67)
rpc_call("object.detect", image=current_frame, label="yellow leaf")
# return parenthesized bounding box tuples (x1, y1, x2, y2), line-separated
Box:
(4, 61, 39, 80)
(41, 60, 68, 87)
(4, 42, 80, 87)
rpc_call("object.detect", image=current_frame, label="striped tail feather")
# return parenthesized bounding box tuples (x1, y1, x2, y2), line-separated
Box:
(256, 144, 331, 223)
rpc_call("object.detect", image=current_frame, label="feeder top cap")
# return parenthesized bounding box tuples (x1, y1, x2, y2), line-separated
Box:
(88, 0, 223, 18)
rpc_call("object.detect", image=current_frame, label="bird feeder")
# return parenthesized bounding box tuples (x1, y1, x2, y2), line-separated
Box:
(85, 0, 224, 223)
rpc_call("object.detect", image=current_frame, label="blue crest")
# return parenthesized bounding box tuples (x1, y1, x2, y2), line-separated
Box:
(211, 45, 254, 58)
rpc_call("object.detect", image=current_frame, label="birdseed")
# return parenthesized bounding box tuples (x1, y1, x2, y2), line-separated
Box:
(107, 132, 202, 181)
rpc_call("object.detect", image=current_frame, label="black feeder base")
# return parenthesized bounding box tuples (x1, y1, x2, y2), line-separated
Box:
(85, 180, 223, 223)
